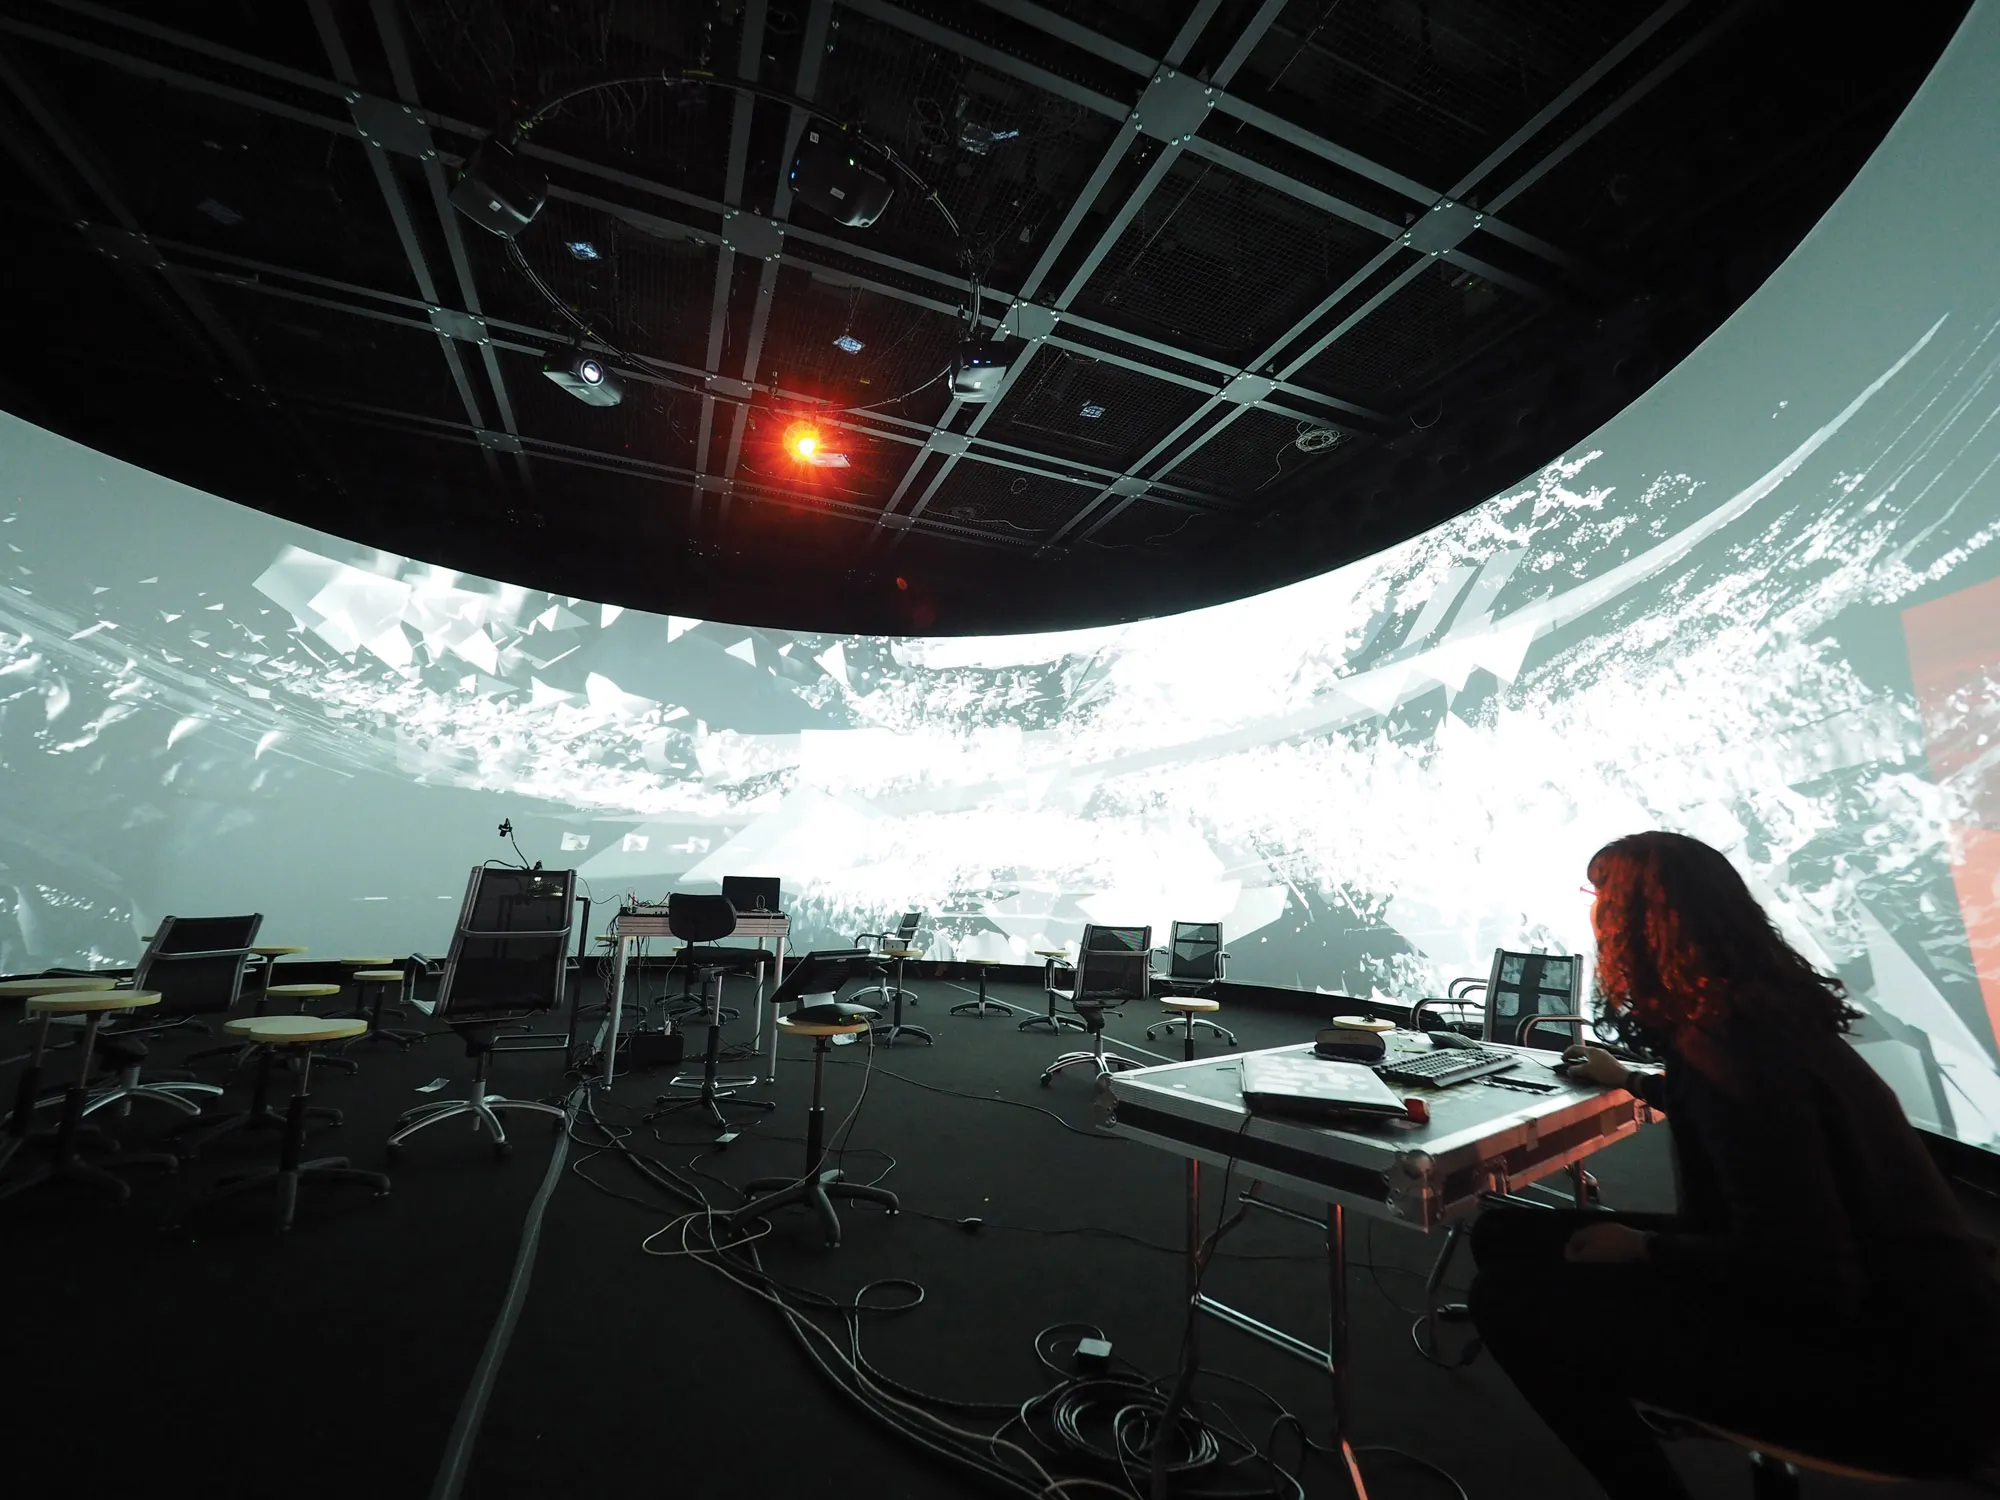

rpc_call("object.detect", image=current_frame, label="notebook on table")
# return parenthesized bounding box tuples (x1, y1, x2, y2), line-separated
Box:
(1239, 1052, 1409, 1121)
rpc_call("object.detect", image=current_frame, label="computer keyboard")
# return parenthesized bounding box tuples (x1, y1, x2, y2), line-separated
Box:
(1376, 1047, 1519, 1089)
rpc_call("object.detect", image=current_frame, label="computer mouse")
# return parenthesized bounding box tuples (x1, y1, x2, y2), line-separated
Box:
(1428, 1029, 1478, 1050)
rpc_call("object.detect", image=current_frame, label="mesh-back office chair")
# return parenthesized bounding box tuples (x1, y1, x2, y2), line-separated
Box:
(855, 911, 922, 1001)
(387, 868, 573, 1157)
(1041, 925, 1151, 1086)
(83, 915, 261, 1120)
(1144, 922, 1237, 1046)
(1411, 951, 1588, 1049)
(651, 893, 775, 1129)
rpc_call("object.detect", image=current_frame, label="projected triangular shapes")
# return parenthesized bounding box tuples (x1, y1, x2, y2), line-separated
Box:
(724, 638, 758, 666)
(817, 641, 850, 687)
(1335, 666, 1408, 717)
(667, 616, 699, 642)
(601, 604, 624, 628)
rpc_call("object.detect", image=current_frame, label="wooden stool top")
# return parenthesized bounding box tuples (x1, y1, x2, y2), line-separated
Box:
(1035, 949, 1068, 958)
(1160, 997, 1221, 1013)
(965, 957, 1003, 966)
(224, 1014, 367, 1045)
(0, 976, 119, 998)
(881, 945, 922, 959)
(265, 983, 343, 999)
(1332, 1015, 1395, 1033)
(778, 1014, 872, 1038)
(28, 989, 159, 1015)
(340, 956, 396, 965)
(351, 969, 404, 981)
(252, 945, 308, 957)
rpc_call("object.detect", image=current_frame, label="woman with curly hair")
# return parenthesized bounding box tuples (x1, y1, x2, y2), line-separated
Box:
(1469, 830, 2000, 1500)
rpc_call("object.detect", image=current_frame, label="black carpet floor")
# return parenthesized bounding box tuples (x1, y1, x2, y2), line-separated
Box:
(4, 978, 1986, 1500)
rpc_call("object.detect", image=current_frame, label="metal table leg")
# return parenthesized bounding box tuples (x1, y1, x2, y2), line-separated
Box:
(1188, 1177, 1369, 1500)
(599, 935, 632, 1089)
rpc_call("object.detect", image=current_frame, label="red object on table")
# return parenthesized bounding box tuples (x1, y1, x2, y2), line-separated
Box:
(1403, 1098, 1430, 1124)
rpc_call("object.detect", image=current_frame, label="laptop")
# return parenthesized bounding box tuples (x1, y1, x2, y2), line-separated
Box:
(1239, 1052, 1409, 1121)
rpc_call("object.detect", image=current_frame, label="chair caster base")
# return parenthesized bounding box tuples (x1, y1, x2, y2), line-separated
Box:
(951, 1000, 1010, 1017)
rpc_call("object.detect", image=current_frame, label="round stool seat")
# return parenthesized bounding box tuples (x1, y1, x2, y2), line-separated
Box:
(0, 976, 119, 998)
(252, 945, 308, 957)
(1332, 1015, 1395, 1032)
(965, 957, 1002, 965)
(265, 984, 343, 1000)
(351, 969, 404, 982)
(28, 989, 159, 1015)
(1160, 997, 1221, 1013)
(778, 1014, 872, 1038)
(224, 1015, 368, 1045)
(1034, 949, 1067, 957)
(341, 956, 395, 966)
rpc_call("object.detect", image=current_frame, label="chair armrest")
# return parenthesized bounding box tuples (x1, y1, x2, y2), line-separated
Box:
(1516, 1013, 1594, 1046)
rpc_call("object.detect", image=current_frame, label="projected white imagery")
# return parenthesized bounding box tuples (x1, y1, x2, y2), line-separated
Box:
(2, 10, 1998, 1149)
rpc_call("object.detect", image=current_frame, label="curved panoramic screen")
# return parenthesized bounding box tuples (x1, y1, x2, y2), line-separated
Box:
(3, 12, 1999, 1148)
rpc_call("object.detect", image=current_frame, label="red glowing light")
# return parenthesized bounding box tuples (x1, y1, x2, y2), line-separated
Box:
(784, 420, 821, 461)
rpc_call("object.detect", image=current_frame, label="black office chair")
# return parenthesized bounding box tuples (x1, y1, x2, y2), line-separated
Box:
(651, 893, 774, 1129)
(1144, 921, 1237, 1046)
(388, 868, 575, 1157)
(850, 910, 927, 1047)
(78, 915, 260, 1123)
(1041, 925, 1151, 1086)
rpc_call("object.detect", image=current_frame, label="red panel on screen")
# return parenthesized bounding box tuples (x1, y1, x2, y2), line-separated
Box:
(1904, 576, 2000, 1043)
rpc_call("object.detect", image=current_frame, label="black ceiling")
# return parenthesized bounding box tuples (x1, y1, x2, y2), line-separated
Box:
(0, 0, 1967, 634)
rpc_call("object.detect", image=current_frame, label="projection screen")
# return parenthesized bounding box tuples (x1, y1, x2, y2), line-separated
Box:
(2, 8, 1997, 1148)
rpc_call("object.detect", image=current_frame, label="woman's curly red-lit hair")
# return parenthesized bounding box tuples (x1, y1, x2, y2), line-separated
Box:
(1588, 831, 1859, 1050)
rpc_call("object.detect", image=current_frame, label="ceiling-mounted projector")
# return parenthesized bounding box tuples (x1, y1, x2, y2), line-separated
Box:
(449, 139, 548, 238)
(790, 120, 893, 228)
(950, 341, 1014, 404)
(542, 346, 622, 406)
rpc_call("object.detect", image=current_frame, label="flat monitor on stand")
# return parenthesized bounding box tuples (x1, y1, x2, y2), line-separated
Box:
(722, 876, 782, 915)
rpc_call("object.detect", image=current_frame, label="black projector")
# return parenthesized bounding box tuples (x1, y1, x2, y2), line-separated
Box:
(542, 347, 622, 406)
(450, 139, 547, 238)
(950, 341, 1013, 404)
(789, 121, 893, 228)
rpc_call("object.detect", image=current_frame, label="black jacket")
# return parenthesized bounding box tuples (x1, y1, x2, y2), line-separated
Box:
(1629, 1021, 2000, 1348)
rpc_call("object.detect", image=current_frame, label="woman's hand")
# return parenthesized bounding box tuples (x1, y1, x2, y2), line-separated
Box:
(1564, 1222, 1654, 1264)
(1561, 1044, 1631, 1087)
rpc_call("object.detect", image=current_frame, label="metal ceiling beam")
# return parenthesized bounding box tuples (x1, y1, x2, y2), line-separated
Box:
(103, 228, 1225, 517)
(285, 394, 1037, 552)
(971, 0, 1580, 276)
(882, 0, 1276, 542)
(0, 4, 1377, 434)
(692, 0, 769, 526)
(1065, 0, 1710, 543)
(0, 37, 341, 489)
(369, 0, 535, 493)
(304, 0, 504, 488)
(715, 0, 834, 522)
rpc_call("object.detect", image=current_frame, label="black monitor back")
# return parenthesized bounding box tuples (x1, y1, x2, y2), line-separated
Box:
(437, 868, 575, 1024)
(722, 876, 782, 915)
